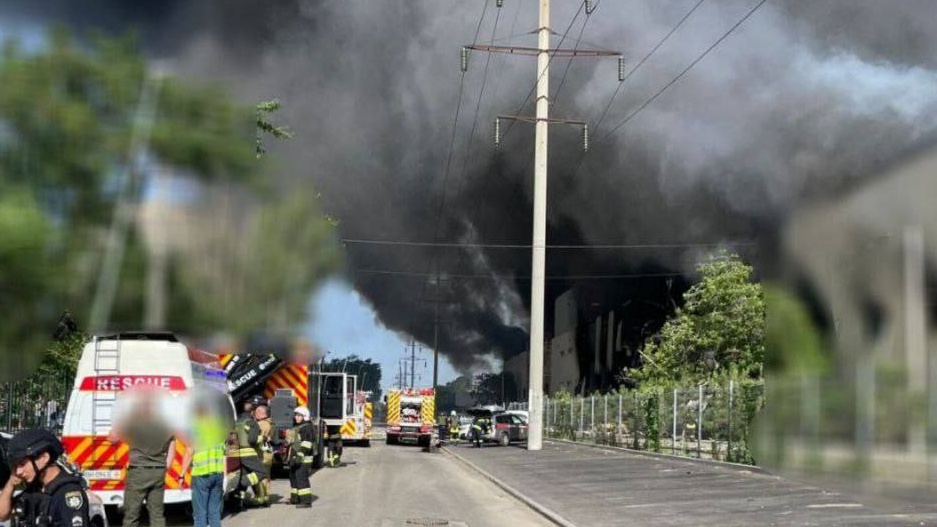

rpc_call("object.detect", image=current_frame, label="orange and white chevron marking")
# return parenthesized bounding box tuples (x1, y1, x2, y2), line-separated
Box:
(62, 436, 190, 492)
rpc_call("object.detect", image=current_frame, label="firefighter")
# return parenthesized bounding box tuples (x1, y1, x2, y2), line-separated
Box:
(286, 406, 315, 508)
(0, 428, 91, 527)
(447, 411, 460, 443)
(254, 404, 276, 495)
(233, 397, 269, 507)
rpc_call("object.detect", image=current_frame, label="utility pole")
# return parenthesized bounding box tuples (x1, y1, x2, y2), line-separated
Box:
(433, 298, 439, 391)
(89, 73, 163, 333)
(463, 0, 622, 451)
(410, 341, 416, 388)
(401, 341, 426, 389)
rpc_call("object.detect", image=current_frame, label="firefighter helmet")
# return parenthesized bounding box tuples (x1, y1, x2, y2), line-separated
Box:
(293, 406, 310, 420)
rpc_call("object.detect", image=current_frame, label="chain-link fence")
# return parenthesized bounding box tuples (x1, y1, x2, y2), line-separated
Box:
(541, 380, 764, 464)
(1, 373, 73, 434)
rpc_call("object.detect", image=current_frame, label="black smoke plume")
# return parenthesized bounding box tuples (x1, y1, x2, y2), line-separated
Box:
(6, 0, 937, 371)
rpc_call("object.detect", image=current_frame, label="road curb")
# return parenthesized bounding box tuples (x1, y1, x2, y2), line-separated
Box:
(442, 446, 579, 527)
(545, 438, 770, 475)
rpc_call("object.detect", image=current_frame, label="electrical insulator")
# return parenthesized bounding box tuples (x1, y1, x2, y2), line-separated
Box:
(585, 0, 594, 14)
(582, 124, 590, 152)
(496, 0, 503, 7)
(494, 118, 501, 148)
(618, 56, 625, 82)
(461, 47, 469, 72)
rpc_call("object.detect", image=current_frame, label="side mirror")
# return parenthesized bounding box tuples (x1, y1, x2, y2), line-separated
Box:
(383, 395, 387, 403)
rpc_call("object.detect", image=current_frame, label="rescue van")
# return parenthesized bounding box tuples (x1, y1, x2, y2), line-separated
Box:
(60, 332, 232, 509)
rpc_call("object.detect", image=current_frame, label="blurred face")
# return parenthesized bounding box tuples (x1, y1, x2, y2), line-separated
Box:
(293, 413, 303, 424)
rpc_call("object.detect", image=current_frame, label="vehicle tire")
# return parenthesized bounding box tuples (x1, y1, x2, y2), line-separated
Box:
(386, 434, 398, 445)
(418, 435, 430, 448)
(499, 432, 510, 447)
(362, 439, 371, 448)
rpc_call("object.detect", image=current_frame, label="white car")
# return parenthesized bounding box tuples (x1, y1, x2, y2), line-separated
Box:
(0, 432, 109, 527)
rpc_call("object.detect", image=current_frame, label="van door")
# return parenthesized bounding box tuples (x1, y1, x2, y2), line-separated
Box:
(511, 414, 528, 441)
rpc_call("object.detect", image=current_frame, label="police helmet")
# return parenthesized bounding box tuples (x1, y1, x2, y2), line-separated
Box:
(7, 429, 64, 468)
(293, 406, 310, 419)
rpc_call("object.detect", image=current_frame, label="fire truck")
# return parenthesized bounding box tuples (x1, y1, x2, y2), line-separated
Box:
(308, 372, 373, 462)
(219, 356, 375, 469)
(385, 388, 436, 447)
(60, 332, 234, 509)
(219, 354, 325, 469)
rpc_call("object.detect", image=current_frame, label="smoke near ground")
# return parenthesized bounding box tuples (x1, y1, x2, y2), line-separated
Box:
(5, 0, 937, 370)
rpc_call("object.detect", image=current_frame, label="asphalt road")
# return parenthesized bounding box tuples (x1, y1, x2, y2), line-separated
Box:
(449, 439, 937, 527)
(211, 440, 549, 527)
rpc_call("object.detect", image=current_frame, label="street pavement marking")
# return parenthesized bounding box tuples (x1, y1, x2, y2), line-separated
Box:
(805, 503, 864, 509)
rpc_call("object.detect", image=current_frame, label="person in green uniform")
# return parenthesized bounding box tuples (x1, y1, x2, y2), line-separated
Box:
(112, 396, 176, 527)
(286, 406, 315, 508)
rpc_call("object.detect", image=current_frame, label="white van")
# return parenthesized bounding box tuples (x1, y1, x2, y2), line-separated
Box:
(61, 332, 231, 509)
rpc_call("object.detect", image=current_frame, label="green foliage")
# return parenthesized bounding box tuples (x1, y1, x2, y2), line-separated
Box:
(643, 390, 661, 452)
(0, 190, 56, 378)
(763, 284, 829, 374)
(635, 253, 765, 385)
(0, 29, 334, 379)
(255, 98, 293, 158)
(470, 372, 517, 406)
(323, 354, 383, 401)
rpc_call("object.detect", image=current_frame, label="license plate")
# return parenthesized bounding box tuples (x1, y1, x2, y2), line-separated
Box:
(83, 470, 122, 481)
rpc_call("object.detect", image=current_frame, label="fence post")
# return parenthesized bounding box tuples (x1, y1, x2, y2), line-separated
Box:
(570, 397, 574, 427)
(590, 395, 595, 436)
(632, 392, 640, 450)
(728, 380, 734, 461)
(672, 388, 678, 455)
(580, 397, 585, 435)
(604, 394, 608, 431)
(697, 384, 703, 458)
(617, 392, 622, 440)
(5, 382, 11, 432)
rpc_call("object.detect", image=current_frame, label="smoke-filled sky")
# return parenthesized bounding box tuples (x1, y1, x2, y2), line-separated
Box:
(5, 0, 937, 371)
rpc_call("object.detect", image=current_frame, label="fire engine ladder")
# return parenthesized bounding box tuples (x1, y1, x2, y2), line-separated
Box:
(91, 336, 121, 436)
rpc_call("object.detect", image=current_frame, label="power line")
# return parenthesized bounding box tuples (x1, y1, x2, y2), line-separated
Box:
(352, 269, 685, 281)
(596, 0, 770, 145)
(553, 0, 599, 111)
(500, 0, 587, 141)
(341, 238, 755, 250)
(416, 0, 491, 315)
(591, 0, 707, 135)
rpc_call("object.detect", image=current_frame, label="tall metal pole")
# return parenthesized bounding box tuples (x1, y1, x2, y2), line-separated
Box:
(433, 299, 439, 391)
(410, 341, 417, 389)
(527, 0, 550, 453)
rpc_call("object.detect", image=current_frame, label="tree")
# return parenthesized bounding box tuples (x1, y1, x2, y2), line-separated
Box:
(635, 253, 766, 385)
(0, 30, 340, 379)
(323, 355, 382, 402)
(470, 372, 517, 406)
(763, 284, 829, 374)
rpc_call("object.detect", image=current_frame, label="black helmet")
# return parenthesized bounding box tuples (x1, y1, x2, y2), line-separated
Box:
(7, 429, 64, 468)
(250, 395, 267, 407)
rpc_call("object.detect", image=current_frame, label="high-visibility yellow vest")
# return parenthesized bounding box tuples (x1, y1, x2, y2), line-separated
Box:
(191, 417, 227, 477)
